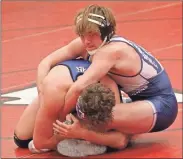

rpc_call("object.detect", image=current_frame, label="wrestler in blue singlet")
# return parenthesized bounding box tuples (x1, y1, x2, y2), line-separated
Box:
(57, 36, 178, 133)
(86, 36, 178, 132)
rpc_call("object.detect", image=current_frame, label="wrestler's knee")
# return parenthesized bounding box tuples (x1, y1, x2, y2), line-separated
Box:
(110, 133, 130, 150)
(14, 132, 32, 148)
(118, 134, 130, 150)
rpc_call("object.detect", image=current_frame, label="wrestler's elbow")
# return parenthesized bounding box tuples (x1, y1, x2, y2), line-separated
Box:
(111, 137, 129, 150)
(33, 135, 56, 150)
(113, 141, 128, 150)
(33, 137, 44, 149)
(33, 133, 50, 149)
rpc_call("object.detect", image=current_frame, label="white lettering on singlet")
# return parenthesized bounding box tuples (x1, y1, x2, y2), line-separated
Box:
(76, 66, 86, 73)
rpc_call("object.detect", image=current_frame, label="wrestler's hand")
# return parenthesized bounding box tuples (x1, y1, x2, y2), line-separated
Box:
(53, 114, 85, 139)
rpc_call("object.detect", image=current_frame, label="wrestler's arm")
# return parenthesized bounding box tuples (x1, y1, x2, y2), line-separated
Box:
(37, 38, 85, 92)
(81, 129, 129, 149)
(63, 44, 119, 115)
(54, 115, 129, 149)
(33, 92, 64, 150)
(54, 75, 128, 149)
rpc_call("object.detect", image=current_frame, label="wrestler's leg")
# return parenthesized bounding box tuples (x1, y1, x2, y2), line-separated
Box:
(33, 65, 73, 149)
(99, 75, 131, 146)
(14, 97, 40, 148)
(109, 101, 153, 134)
(110, 95, 178, 134)
(14, 65, 73, 148)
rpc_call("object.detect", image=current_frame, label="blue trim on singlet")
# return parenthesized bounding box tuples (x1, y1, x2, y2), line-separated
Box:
(139, 74, 149, 81)
(110, 37, 163, 74)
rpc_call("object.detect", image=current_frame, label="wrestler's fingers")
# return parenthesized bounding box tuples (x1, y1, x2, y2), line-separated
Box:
(53, 123, 60, 129)
(53, 128, 62, 134)
(56, 120, 69, 129)
(55, 120, 63, 126)
(53, 129, 59, 135)
(53, 123, 68, 133)
(53, 123, 66, 131)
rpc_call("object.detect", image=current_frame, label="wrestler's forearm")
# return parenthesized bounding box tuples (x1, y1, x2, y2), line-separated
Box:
(80, 129, 127, 149)
(34, 135, 63, 150)
(44, 136, 60, 149)
(64, 88, 80, 115)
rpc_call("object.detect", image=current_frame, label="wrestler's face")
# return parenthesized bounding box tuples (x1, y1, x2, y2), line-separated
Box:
(80, 32, 103, 51)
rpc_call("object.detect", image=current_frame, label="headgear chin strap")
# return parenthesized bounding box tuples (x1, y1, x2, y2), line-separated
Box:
(87, 37, 107, 56)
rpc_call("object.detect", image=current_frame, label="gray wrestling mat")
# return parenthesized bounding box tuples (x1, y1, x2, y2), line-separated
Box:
(57, 120, 107, 157)
(57, 139, 107, 157)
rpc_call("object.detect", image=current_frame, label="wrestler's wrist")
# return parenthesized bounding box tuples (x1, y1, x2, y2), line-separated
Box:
(80, 128, 89, 140)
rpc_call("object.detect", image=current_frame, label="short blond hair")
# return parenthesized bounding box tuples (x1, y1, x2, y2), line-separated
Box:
(74, 4, 116, 37)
